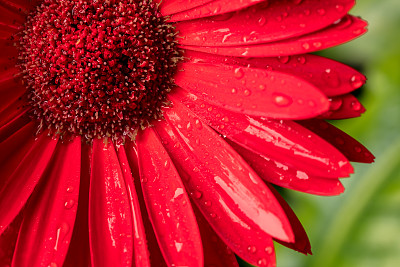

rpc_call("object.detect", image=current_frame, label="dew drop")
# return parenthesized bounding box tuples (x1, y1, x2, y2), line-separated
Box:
(204, 200, 212, 206)
(193, 167, 200, 173)
(265, 246, 273, 254)
(354, 146, 362, 153)
(313, 42, 322, 48)
(195, 119, 203, 129)
(234, 67, 244, 79)
(297, 56, 306, 64)
(329, 98, 343, 111)
(335, 137, 345, 145)
(64, 199, 75, 209)
(350, 75, 364, 88)
(248, 246, 257, 253)
(351, 100, 361, 111)
(231, 88, 237, 94)
(258, 258, 268, 266)
(48, 262, 57, 267)
(317, 9, 326, 15)
(243, 89, 251, 96)
(164, 160, 170, 170)
(336, 4, 344, 12)
(66, 186, 74, 193)
(302, 43, 310, 50)
(273, 93, 293, 107)
(278, 56, 290, 64)
(258, 16, 266, 26)
(186, 122, 193, 131)
(192, 191, 203, 199)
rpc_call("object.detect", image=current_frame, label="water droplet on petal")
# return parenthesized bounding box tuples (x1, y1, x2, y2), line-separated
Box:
(258, 258, 268, 266)
(192, 191, 203, 199)
(278, 56, 290, 64)
(243, 89, 251, 96)
(273, 93, 293, 107)
(297, 56, 306, 64)
(335, 137, 345, 145)
(329, 98, 343, 111)
(164, 160, 170, 170)
(354, 146, 362, 153)
(302, 43, 310, 50)
(265, 246, 273, 254)
(351, 100, 361, 111)
(258, 16, 266, 26)
(248, 246, 257, 253)
(234, 67, 244, 79)
(64, 199, 75, 209)
(317, 9, 326, 15)
(350, 75, 364, 88)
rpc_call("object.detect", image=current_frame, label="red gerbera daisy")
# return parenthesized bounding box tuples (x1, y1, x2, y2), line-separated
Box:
(0, 0, 373, 266)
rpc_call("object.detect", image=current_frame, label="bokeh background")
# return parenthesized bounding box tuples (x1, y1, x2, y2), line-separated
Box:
(241, 0, 400, 266)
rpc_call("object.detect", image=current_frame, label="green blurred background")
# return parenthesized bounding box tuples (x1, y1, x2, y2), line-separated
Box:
(242, 0, 400, 266)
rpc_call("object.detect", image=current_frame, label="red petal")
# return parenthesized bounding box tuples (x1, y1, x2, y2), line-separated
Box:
(0, 68, 25, 113)
(172, 89, 353, 178)
(174, 62, 329, 119)
(177, 0, 354, 46)
(116, 146, 151, 267)
(181, 15, 367, 57)
(265, 184, 312, 255)
(0, 108, 29, 143)
(160, 0, 214, 16)
(229, 140, 345, 196)
(89, 139, 133, 266)
(0, 98, 27, 128)
(12, 138, 81, 267)
(299, 119, 375, 163)
(184, 50, 366, 96)
(0, 210, 24, 266)
(137, 128, 203, 267)
(154, 101, 293, 266)
(0, 0, 39, 13)
(0, 4, 25, 26)
(64, 143, 92, 267)
(319, 94, 366, 119)
(0, 39, 17, 59)
(170, 0, 264, 22)
(124, 143, 168, 267)
(193, 207, 239, 267)
(0, 132, 58, 235)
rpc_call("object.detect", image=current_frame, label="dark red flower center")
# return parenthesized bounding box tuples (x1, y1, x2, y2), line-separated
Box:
(17, 0, 180, 143)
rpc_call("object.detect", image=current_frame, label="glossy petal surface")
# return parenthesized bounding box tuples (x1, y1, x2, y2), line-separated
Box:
(177, 0, 354, 46)
(172, 89, 353, 178)
(12, 138, 81, 267)
(175, 62, 329, 119)
(89, 139, 133, 267)
(137, 128, 203, 267)
(154, 100, 294, 266)
(182, 16, 367, 57)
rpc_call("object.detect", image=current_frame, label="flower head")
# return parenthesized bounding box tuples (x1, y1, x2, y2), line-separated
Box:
(0, 0, 372, 266)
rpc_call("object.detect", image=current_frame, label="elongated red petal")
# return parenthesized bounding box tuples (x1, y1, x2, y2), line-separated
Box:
(0, 5, 25, 25)
(160, 0, 214, 16)
(116, 146, 151, 267)
(64, 143, 92, 267)
(124, 143, 168, 267)
(154, 101, 293, 266)
(172, 89, 353, 178)
(137, 128, 203, 267)
(265, 184, 312, 255)
(229, 140, 345, 196)
(319, 94, 366, 119)
(181, 15, 367, 57)
(89, 139, 133, 267)
(299, 119, 375, 163)
(12, 137, 81, 267)
(0, 132, 57, 235)
(0, 69, 25, 113)
(0, 0, 40, 13)
(184, 50, 366, 96)
(177, 0, 354, 46)
(0, 39, 17, 59)
(0, 211, 24, 266)
(193, 207, 239, 267)
(174, 62, 329, 119)
(0, 108, 29, 142)
(170, 0, 264, 22)
(0, 98, 27, 128)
